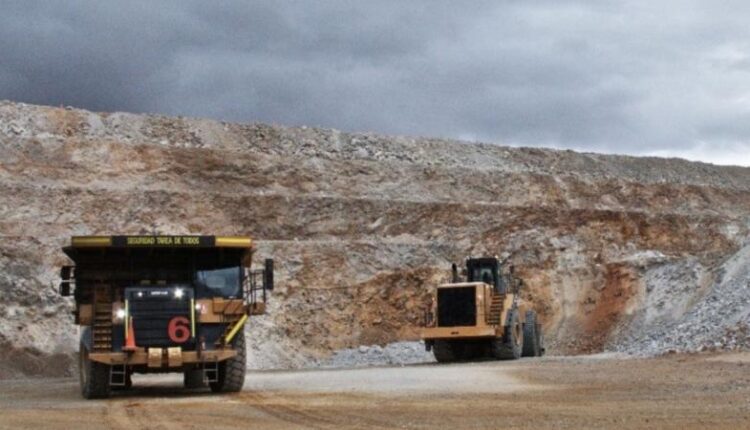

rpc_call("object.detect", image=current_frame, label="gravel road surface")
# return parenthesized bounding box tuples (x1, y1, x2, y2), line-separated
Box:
(1, 354, 749, 429)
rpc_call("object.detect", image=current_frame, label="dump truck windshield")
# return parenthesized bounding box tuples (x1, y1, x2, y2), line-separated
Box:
(195, 266, 241, 298)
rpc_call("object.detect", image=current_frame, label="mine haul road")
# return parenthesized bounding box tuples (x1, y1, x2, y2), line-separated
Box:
(1, 353, 749, 430)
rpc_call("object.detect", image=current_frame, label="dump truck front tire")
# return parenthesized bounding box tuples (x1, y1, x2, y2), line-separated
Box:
(79, 341, 111, 399)
(210, 330, 246, 393)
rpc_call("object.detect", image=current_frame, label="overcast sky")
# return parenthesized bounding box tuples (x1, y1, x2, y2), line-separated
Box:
(2, 1, 750, 165)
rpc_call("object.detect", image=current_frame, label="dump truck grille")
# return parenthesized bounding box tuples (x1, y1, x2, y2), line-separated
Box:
(126, 287, 194, 348)
(437, 287, 477, 327)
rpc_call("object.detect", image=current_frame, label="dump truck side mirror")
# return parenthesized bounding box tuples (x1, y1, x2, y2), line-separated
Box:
(59, 281, 71, 297)
(264, 258, 274, 291)
(60, 265, 72, 281)
(59, 266, 73, 296)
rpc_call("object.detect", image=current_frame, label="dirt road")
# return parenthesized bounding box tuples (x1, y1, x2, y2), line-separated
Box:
(1, 353, 749, 429)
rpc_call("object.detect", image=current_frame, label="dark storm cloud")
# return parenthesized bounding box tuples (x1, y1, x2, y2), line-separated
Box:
(2, 1, 750, 164)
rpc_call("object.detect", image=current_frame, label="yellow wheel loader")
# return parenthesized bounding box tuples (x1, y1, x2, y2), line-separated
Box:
(422, 257, 544, 362)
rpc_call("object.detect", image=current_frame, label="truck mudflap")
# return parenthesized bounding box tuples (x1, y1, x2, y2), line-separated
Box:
(422, 326, 499, 340)
(88, 348, 237, 367)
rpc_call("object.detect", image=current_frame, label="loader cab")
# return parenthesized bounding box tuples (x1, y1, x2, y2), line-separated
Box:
(466, 257, 506, 294)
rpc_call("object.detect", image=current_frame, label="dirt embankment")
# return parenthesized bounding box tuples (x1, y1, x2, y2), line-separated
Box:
(1, 100, 750, 375)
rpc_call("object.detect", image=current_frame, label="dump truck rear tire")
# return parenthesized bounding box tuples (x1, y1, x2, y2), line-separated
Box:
(79, 341, 111, 399)
(492, 310, 523, 360)
(433, 340, 457, 363)
(210, 330, 246, 393)
(184, 369, 205, 389)
(522, 310, 541, 357)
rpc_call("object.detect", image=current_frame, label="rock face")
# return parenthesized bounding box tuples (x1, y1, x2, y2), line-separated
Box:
(1, 100, 750, 377)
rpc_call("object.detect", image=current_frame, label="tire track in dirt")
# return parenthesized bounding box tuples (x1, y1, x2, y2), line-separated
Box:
(106, 400, 183, 430)
(239, 391, 394, 429)
(240, 392, 336, 429)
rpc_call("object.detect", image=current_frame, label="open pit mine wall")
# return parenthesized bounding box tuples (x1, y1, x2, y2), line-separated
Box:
(1, 100, 750, 376)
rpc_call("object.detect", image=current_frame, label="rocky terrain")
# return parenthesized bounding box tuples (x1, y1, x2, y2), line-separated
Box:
(1, 100, 750, 377)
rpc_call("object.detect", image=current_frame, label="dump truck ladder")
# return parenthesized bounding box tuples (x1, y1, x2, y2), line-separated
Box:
(92, 287, 113, 352)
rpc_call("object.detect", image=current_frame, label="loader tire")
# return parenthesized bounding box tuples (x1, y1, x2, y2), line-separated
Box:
(79, 341, 111, 399)
(210, 330, 246, 393)
(492, 310, 523, 360)
(184, 368, 206, 389)
(522, 310, 541, 357)
(433, 340, 457, 363)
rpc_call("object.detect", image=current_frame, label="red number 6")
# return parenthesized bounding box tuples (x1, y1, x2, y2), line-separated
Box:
(168, 316, 191, 343)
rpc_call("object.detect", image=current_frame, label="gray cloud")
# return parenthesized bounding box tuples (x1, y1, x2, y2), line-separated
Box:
(2, 1, 750, 165)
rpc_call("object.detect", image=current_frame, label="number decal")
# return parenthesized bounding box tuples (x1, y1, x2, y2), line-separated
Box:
(167, 316, 191, 343)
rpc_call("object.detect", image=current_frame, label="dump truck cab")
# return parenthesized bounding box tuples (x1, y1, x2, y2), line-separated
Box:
(59, 235, 273, 399)
(422, 257, 544, 362)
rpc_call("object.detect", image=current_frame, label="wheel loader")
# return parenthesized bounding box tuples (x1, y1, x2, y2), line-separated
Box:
(422, 257, 544, 362)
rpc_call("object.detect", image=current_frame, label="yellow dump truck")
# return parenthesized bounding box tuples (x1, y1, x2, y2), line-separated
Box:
(58, 235, 273, 398)
(422, 257, 544, 362)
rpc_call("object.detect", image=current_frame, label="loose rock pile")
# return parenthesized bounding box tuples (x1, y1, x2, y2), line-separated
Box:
(322, 342, 435, 368)
(613, 244, 750, 356)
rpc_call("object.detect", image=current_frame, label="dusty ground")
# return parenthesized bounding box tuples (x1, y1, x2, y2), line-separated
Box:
(1, 354, 749, 429)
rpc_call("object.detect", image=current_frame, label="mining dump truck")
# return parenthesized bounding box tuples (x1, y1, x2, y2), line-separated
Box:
(58, 235, 273, 399)
(422, 257, 544, 362)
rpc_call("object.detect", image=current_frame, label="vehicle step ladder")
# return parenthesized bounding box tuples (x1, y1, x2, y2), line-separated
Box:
(487, 294, 504, 325)
(203, 362, 219, 383)
(110, 364, 127, 387)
